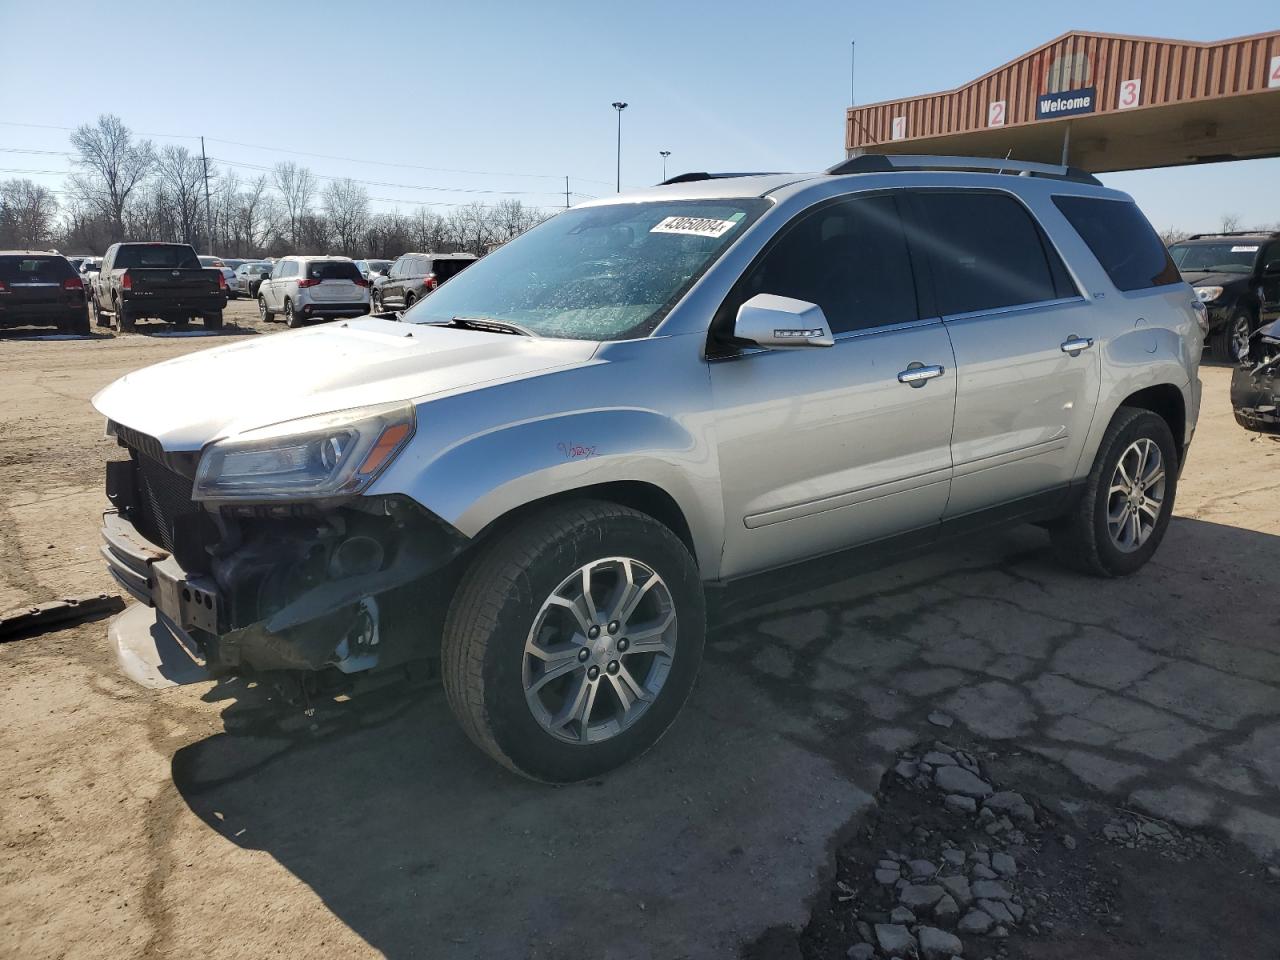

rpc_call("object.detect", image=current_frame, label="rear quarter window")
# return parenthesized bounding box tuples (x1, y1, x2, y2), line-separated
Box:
(1052, 196, 1180, 292)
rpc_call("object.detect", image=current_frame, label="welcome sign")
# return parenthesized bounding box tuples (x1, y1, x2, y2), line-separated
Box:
(1036, 86, 1096, 120)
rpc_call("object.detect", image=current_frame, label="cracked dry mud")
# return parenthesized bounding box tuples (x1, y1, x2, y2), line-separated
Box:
(1, 330, 1278, 960)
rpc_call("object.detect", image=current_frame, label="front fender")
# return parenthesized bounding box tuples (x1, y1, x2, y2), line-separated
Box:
(376, 407, 725, 578)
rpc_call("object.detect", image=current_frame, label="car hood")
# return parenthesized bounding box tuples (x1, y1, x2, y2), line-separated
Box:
(1181, 271, 1245, 288)
(92, 317, 600, 451)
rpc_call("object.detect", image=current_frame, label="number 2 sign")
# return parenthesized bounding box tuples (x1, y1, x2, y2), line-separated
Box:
(988, 100, 1006, 127)
(1118, 78, 1141, 110)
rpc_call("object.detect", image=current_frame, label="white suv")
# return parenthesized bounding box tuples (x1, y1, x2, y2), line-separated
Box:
(257, 255, 370, 327)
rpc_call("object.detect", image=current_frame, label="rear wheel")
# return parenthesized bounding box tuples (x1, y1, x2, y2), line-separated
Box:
(404, 292, 416, 309)
(1049, 407, 1178, 577)
(284, 299, 302, 328)
(115, 302, 135, 333)
(203, 311, 223, 330)
(371, 289, 381, 312)
(441, 501, 705, 782)
(61, 309, 90, 336)
(173, 315, 190, 330)
(258, 295, 274, 322)
(91, 297, 109, 328)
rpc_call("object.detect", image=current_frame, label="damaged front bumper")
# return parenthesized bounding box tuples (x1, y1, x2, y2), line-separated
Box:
(101, 454, 467, 685)
(1230, 322, 1280, 435)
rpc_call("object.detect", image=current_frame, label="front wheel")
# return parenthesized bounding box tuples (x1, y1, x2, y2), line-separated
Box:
(1214, 310, 1254, 363)
(258, 295, 274, 322)
(442, 501, 705, 782)
(1049, 407, 1178, 577)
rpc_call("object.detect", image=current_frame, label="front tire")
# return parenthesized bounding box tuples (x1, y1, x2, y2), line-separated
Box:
(258, 295, 274, 322)
(442, 501, 705, 782)
(1213, 310, 1254, 363)
(1050, 407, 1178, 577)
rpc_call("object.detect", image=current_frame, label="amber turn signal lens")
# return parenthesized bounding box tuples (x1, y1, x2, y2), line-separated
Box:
(358, 423, 412, 477)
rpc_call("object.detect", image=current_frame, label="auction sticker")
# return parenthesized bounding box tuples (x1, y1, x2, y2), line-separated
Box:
(1232, 245, 1260, 252)
(651, 215, 741, 238)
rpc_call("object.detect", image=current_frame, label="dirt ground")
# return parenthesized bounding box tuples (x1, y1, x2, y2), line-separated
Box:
(1, 312, 1278, 959)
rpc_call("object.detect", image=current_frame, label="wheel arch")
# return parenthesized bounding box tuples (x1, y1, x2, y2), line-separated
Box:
(1117, 382, 1187, 465)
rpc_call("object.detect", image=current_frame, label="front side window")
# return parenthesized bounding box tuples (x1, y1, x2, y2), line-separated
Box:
(1168, 242, 1260, 276)
(912, 192, 1073, 315)
(403, 199, 768, 340)
(720, 193, 920, 336)
(1054, 195, 1181, 292)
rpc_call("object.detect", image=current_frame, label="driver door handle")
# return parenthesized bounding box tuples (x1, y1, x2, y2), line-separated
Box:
(897, 364, 945, 386)
(1060, 336, 1094, 355)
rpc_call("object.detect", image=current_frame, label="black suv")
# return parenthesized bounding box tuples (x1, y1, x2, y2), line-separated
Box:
(1168, 231, 1280, 362)
(371, 252, 476, 311)
(0, 251, 89, 335)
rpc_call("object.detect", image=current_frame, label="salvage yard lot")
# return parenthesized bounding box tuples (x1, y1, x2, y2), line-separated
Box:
(1, 328, 1278, 958)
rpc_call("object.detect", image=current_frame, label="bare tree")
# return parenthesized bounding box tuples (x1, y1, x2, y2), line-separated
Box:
(1158, 227, 1190, 248)
(1220, 213, 1242, 233)
(323, 178, 370, 254)
(0, 179, 60, 249)
(154, 145, 208, 247)
(68, 114, 154, 241)
(272, 161, 316, 250)
(411, 208, 446, 252)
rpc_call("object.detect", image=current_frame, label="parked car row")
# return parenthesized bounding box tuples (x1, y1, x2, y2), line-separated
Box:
(0, 250, 90, 334)
(1168, 231, 1280, 362)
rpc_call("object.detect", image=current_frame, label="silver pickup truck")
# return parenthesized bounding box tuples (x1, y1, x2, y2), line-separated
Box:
(93, 156, 1204, 782)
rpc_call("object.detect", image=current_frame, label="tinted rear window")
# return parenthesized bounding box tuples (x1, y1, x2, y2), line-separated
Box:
(306, 260, 362, 281)
(115, 245, 201, 269)
(0, 256, 74, 282)
(911, 192, 1075, 315)
(432, 259, 473, 282)
(1052, 196, 1180, 292)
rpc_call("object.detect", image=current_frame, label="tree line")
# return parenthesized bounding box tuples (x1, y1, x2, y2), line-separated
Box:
(0, 114, 552, 258)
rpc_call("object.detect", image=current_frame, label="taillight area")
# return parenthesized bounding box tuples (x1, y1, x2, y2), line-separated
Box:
(0, 280, 9, 294)
(217, 272, 227, 291)
(424, 274, 438, 291)
(63, 276, 84, 291)
(297, 278, 320, 288)
(121, 272, 133, 291)
(353, 277, 369, 287)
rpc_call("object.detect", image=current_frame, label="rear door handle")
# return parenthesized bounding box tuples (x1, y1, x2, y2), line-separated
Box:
(897, 363, 945, 386)
(1060, 336, 1094, 355)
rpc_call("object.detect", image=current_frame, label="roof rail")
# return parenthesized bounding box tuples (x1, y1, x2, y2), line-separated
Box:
(661, 171, 779, 185)
(1185, 230, 1280, 240)
(826, 154, 1102, 185)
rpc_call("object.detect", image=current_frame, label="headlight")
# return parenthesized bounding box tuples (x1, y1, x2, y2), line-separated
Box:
(194, 402, 415, 502)
(1194, 285, 1223, 303)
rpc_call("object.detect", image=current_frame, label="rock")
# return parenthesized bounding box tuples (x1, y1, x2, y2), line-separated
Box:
(971, 864, 998, 881)
(978, 807, 996, 822)
(856, 921, 875, 944)
(900, 883, 946, 909)
(935, 766, 993, 798)
(847, 945, 876, 960)
(923, 750, 957, 767)
(1267, 865, 1280, 880)
(908, 859, 938, 879)
(941, 848, 966, 867)
(1061, 834, 1077, 850)
(934, 894, 960, 922)
(978, 898, 1015, 925)
(895, 760, 920, 779)
(1005, 830, 1027, 846)
(891, 906, 917, 924)
(971, 851, 991, 867)
(1010, 803, 1036, 824)
(876, 868, 901, 885)
(991, 852, 1017, 877)
(992, 924, 1009, 939)
(983, 820, 1005, 836)
(957, 909, 994, 934)
(879, 859, 902, 872)
(875, 923, 917, 958)
(929, 711, 954, 728)
(971, 880, 1013, 902)
(945, 794, 977, 814)
(1140, 820, 1171, 838)
(1008, 901, 1024, 922)
(939, 875, 973, 906)
(983, 790, 1025, 811)
(918, 926, 963, 960)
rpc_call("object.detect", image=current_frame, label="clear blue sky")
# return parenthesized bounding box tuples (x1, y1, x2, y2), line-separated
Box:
(1, 0, 1276, 232)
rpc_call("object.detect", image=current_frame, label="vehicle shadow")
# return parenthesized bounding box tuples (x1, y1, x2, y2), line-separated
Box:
(169, 514, 1280, 959)
(0, 328, 112, 342)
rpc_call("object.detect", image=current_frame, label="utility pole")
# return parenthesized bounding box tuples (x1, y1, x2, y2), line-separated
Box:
(565, 175, 570, 209)
(611, 101, 628, 193)
(659, 150, 671, 181)
(199, 136, 214, 254)
(851, 40, 856, 106)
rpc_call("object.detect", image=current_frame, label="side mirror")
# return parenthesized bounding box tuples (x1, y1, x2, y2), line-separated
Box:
(732, 293, 834, 349)
(260, 271, 270, 279)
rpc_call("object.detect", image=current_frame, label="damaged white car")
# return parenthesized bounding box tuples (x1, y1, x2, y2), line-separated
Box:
(95, 156, 1202, 782)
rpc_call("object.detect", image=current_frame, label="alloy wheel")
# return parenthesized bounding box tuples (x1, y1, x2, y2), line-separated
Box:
(1106, 437, 1166, 552)
(522, 557, 677, 744)
(1231, 315, 1252, 363)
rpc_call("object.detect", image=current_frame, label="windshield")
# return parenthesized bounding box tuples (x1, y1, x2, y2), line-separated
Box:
(1169, 242, 1259, 274)
(402, 199, 768, 340)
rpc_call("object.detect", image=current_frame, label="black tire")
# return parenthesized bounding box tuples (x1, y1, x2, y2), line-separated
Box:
(1049, 407, 1179, 577)
(284, 299, 302, 328)
(258, 295, 274, 322)
(61, 308, 90, 336)
(173, 315, 190, 330)
(442, 500, 705, 782)
(203, 311, 224, 331)
(91, 297, 109, 328)
(371, 290, 381, 312)
(116, 302, 135, 333)
(404, 292, 416, 309)
(1213, 310, 1254, 363)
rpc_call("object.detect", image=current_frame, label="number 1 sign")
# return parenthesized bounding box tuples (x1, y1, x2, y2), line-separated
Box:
(891, 116, 907, 141)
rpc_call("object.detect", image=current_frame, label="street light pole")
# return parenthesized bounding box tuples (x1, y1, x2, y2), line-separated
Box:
(659, 150, 671, 181)
(611, 101, 628, 193)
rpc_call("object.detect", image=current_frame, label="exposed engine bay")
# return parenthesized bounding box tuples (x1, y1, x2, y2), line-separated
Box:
(1231, 319, 1280, 436)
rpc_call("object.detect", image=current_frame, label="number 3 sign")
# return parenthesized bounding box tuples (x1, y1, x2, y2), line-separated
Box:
(1118, 78, 1141, 110)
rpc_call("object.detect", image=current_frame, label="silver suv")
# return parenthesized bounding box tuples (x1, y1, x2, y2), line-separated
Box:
(94, 156, 1203, 782)
(256, 255, 370, 326)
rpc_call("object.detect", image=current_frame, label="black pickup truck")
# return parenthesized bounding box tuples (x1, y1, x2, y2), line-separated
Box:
(90, 242, 226, 332)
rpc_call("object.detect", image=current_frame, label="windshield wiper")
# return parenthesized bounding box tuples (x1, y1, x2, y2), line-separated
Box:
(440, 316, 539, 337)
